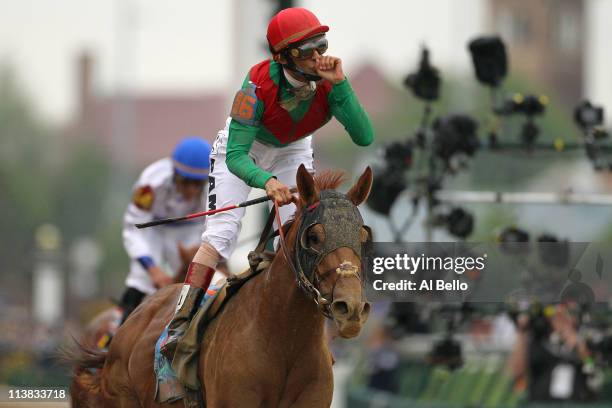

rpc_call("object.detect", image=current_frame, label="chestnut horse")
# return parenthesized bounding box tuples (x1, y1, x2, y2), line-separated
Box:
(69, 165, 373, 407)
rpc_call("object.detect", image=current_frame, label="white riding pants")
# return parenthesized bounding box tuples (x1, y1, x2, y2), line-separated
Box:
(202, 118, 314, 261)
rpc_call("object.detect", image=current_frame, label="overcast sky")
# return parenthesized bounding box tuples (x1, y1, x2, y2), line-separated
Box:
(0, 0, 488, 124)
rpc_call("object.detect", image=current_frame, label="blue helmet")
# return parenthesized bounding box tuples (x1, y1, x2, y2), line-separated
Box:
(172, 137, 212, 180)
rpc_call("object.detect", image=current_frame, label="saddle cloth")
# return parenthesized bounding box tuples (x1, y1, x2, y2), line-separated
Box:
(154, 284, 222, 404)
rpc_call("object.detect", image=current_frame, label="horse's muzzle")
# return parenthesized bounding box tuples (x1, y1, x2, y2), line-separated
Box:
(331, 299, 371, 338)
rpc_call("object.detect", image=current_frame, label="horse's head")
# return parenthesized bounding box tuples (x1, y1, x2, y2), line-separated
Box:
(291, 164, 373, 338)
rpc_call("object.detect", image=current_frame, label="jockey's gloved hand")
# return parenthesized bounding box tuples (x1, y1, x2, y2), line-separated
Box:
(265, 177, 295, 206)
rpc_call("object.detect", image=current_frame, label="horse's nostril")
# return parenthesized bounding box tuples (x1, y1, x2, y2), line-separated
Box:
(361, 302, 371, 317)
(332, 301, 349, 316)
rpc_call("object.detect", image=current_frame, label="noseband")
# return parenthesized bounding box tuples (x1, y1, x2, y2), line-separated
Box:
(274, 190, 369, 318)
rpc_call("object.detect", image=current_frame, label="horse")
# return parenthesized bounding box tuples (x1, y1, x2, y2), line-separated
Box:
(68, 165, 373, 407)
(80, 242, 201, 349)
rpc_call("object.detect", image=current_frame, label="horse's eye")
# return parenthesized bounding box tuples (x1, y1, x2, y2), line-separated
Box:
(305, 225, 325, 249)
(308, 231, 320, 245)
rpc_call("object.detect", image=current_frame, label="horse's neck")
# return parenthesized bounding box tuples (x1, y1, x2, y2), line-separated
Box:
(257, 252, 326, 347)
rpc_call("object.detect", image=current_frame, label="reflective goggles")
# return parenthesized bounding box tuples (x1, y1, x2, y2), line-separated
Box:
(288, 36, 328, 60)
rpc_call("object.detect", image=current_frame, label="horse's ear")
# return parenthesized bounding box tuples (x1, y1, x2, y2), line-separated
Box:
(347, 166, 373, 206)
(296, 164, 319, 205)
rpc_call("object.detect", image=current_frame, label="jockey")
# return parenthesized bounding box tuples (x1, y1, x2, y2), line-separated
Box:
(161, 7, 374, 357)
(120, 137, 211, 324)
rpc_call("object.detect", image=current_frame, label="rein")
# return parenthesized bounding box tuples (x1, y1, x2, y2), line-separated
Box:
(250, 192, 367, 319)
(273, 201, 334, 318)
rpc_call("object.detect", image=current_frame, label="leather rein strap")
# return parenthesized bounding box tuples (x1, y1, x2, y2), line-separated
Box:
(273, 201, 333, 318)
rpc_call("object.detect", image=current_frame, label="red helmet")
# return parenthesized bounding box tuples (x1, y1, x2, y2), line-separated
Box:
(267, 8, 329, 53)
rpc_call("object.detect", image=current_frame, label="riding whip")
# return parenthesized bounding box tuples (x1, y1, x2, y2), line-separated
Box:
(135, 188, 297, 229)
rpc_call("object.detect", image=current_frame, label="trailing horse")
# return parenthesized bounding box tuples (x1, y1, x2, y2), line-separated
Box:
(79, 243, 201, 350)
(69, 165, 372, 407)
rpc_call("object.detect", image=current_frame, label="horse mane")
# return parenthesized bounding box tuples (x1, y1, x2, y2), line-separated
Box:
(285, 169, 346, 250)
(317, 169, 346, 190)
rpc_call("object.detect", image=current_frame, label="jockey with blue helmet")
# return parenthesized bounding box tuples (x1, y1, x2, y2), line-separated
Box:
(119, 137, 212, 324)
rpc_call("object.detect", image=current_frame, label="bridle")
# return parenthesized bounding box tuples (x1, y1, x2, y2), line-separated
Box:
(273, 191, 371, 318)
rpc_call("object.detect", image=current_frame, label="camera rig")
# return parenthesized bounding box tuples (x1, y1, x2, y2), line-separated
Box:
(367, 38, 612, 243)
(368, 37, 612, 376)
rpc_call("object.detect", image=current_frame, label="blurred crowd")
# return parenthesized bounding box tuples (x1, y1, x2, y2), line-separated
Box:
(351, 300, 612, 406)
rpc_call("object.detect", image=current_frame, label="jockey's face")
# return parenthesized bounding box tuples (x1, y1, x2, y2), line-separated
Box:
(289, 34, 327, 76)
(291, 50, 319, 77)
(174, 174, 206, 201)
(277, 34, 327, 80)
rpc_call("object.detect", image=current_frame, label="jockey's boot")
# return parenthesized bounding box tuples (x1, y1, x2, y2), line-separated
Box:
(160, 262, 215, 360)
